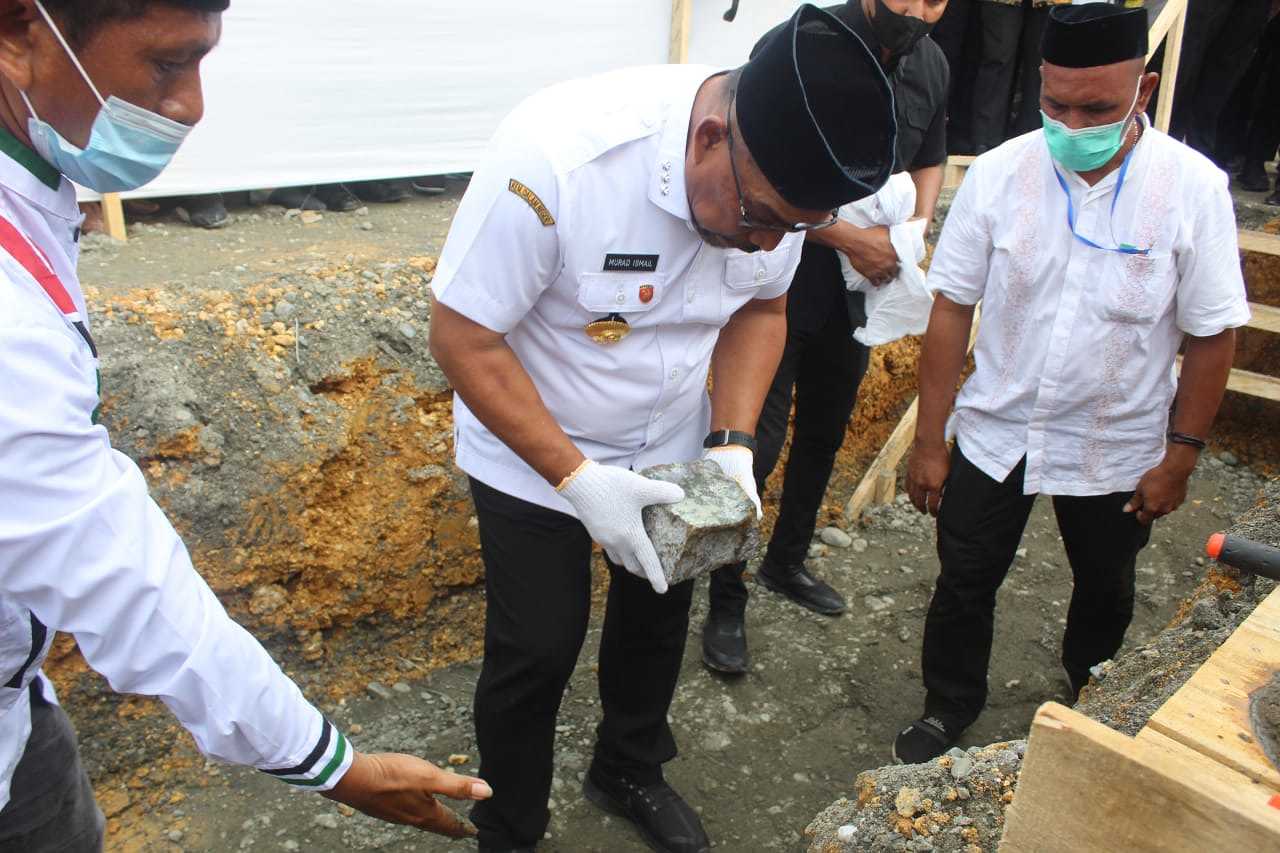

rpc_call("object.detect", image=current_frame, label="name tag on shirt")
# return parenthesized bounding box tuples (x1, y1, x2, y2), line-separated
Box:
(603, 253, 659, 272)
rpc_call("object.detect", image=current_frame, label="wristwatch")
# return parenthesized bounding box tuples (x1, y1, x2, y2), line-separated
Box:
(703, 429, 757, 454)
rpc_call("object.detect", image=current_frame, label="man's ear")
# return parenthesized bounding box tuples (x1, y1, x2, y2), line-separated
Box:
(689, 114, 728, 167)
(1136, 70, 1160, 115)
(0, 1, 41, 92)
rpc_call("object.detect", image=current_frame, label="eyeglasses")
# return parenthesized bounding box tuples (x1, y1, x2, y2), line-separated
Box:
(725, 90, 838, 233)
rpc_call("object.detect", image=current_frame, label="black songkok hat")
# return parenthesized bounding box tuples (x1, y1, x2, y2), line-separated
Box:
(1042, 5, 1148, 69)
(736, 3, 896, 210)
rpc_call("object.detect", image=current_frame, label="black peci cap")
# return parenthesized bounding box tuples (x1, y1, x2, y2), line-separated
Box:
(736, 3, 896, 210)
(1042, 5, 1148, 69)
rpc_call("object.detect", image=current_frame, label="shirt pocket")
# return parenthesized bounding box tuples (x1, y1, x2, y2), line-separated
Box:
(576, 272, 666, 316)
(1099, 252, 1175, 326)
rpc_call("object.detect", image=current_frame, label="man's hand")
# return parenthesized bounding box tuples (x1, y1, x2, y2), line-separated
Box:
(704, 446, 762, 519)
(1124, 448, 1197, 525)
(906, 439, 950, 516)
(322, 751, 492, 838)
(558, 461, 684, 593)
(841, 224, 900, 286)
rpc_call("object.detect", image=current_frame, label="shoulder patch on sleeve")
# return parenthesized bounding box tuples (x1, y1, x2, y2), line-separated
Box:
(507, 179, 555, 226)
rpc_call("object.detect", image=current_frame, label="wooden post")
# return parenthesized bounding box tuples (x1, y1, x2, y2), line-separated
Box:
(668, 0, 692, 64)
(1152, 0, 1186, 134)
(100, 192, 128, 242)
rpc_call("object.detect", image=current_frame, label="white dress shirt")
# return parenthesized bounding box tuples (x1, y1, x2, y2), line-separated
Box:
(432, 64, 804, 513)
(927, 118, 1250, 496)
(0, 139, 351, 810)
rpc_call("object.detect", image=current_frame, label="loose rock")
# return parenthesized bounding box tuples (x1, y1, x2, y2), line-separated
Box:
(820, 527, 853, 548)
(640, 461, 759, 585)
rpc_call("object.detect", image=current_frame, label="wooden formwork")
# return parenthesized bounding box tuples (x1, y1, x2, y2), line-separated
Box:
(1000, 585, 1280, 852)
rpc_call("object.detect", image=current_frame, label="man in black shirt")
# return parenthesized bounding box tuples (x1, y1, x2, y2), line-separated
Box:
(704, 0, 950, 674)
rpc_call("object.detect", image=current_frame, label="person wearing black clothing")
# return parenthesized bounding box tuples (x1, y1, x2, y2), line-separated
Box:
(1168, 0, 1271, 165)
(1237, 9, 1280, 202)
(970, 0, 1056, 153)
(703, 0, 949, 675)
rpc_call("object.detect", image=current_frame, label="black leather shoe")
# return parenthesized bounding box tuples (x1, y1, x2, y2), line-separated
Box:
(1238, 162, 1272, 192)
(701, 611, 748, 674)
(583, 770, 710, 853)
(756, 561, 847, 615)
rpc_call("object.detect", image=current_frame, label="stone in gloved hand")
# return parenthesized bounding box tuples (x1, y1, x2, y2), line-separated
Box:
(640, 460, 760, 586)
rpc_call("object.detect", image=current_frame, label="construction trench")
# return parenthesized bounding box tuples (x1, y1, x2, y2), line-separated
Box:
(53, 185, 1280, 851)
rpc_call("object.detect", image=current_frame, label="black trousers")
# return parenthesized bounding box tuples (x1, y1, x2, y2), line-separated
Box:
(1243, 15, 1280, 169)
(972, 1, 1050, 151)
(709, 244, 870, 618)
(1169, 0, 1271, 161)
(0, 681, 104, 853)
(921, 444, 1151, 729)
(467, 477, 696, 849)
(932, 0, 983, 154)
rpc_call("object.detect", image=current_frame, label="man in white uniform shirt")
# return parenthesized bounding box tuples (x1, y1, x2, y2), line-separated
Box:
(428, 7, 897, 851)
(0, 2, 490, 849)
(893, 4, 1250, 765)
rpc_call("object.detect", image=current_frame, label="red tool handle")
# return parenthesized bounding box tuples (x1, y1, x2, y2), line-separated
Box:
(1206, 533, 1280, 581)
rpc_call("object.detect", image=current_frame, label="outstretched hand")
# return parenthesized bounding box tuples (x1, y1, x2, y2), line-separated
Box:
(322, 751, 492, 838)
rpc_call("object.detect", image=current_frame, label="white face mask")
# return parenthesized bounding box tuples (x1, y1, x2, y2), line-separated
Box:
(21, 0, 191, 192)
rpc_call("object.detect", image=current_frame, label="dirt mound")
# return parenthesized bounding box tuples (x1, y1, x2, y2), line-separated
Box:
(805, 741, 1025, 852)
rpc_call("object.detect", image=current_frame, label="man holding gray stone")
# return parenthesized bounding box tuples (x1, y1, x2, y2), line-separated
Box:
(428, 7, 897, 850)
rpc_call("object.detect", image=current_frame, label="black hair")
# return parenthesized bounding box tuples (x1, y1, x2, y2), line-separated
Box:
(40, 0, 227, 49)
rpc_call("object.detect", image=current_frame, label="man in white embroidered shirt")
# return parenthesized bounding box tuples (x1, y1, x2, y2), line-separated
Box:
(891, 5, 1251, 765)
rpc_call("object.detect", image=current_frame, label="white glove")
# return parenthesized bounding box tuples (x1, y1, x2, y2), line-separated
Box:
(703, 446, 762, 520)
(557, 460, 685, 594)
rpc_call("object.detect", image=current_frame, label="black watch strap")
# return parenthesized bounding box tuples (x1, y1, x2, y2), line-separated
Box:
(703, 429, 757, 454)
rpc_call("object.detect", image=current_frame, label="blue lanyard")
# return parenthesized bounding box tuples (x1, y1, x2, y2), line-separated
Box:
(1053, 148, 1150, 256)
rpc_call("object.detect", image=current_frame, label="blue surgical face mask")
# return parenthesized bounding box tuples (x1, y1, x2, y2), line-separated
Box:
(1041, 86, 1140, 173)
(20, 0, 191, 193)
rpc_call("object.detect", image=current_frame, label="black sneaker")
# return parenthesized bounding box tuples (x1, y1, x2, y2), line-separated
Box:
(892, 716, 959, 765)
(267, 186, 325, 211)
(1238, 162, 1272, 192)
(314, 183, 363, 212)
(756, 561, 847, 616)
(701, 611, 748, 675)
(583, 770, 710, 853)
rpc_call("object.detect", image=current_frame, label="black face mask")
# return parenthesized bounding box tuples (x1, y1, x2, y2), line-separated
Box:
(869, 0, 933, 57)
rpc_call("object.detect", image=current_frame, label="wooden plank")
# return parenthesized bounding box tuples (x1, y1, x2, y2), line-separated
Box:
(100, 193, 128, 242)
(1146, 585, 1280, 790)
(1240, 229, 1280, 258)
(845, 398, 916, 521)
(668, 0, 691, 64)
(1247, 302, 1280, 335)
(999, 701, 1280, 853)
(1225, 366, 1280, 403)
(1152, 0, 1185, 134)
(1176, 357, 1280, 402)
(1146, 0, 1185, 63)
(1135, 727, 1271, 791)
(943, 154, 975, 190)
(844, 308, 980, 521)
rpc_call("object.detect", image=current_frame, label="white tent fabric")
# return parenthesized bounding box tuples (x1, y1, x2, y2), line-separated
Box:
(89, 0, 805, 201)
(105, 1, 667, 198)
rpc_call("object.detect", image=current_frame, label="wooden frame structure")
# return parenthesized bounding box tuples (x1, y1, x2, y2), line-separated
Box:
(1000, 585, 1280, 852)
(848, 0, 1280, 519)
